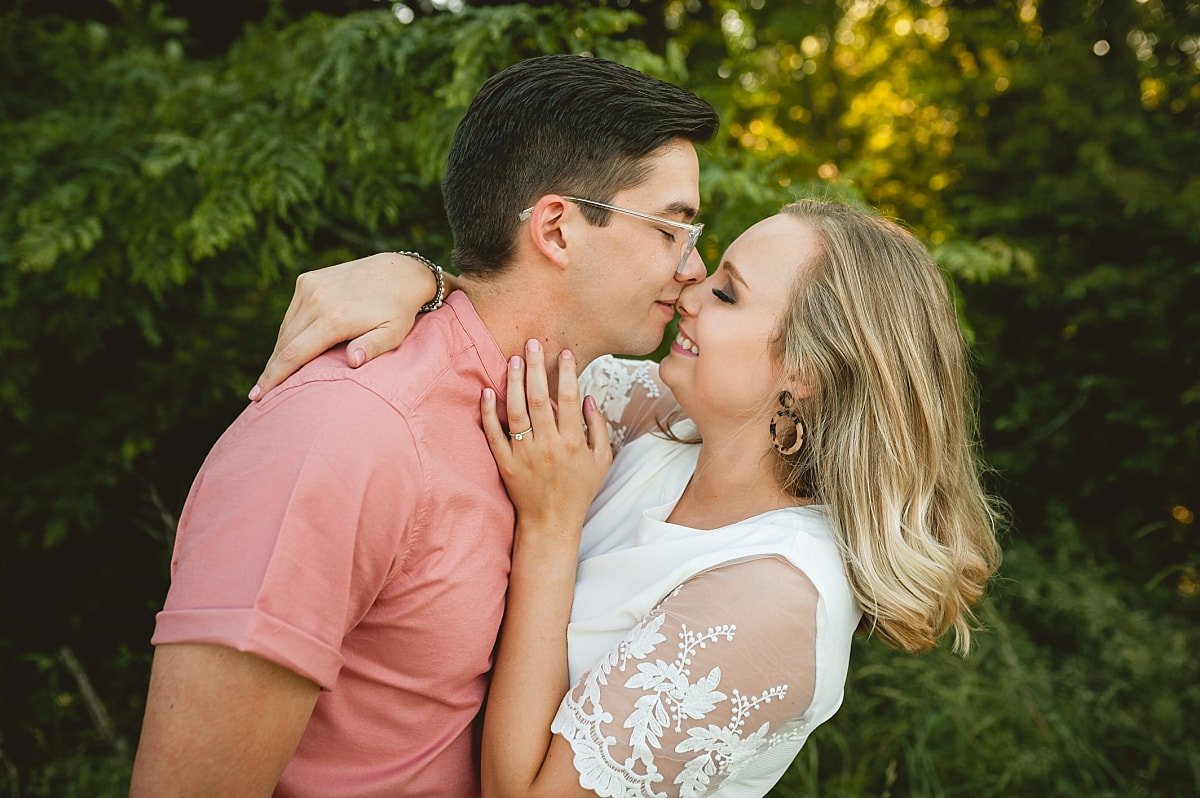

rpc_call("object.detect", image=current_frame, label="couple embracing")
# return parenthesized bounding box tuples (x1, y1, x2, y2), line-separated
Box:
(131, 55, 1000, 798)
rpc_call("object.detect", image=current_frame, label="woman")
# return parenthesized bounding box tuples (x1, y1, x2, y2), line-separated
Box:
(260, 199, 1001, 797)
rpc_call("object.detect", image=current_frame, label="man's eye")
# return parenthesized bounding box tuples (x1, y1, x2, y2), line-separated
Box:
(712, 288, 735, 304)
(660, 229, 678, 244)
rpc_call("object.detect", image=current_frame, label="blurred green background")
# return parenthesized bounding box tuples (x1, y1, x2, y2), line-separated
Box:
(1, 0, 1196, 795)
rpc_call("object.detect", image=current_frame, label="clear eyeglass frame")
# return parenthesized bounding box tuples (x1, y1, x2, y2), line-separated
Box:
(519, 196, 703, 273)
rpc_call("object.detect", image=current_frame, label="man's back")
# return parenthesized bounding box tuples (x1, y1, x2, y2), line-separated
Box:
(153, 292, 513, 797)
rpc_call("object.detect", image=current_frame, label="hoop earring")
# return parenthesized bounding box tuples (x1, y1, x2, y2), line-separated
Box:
(770, 390, 804, 456)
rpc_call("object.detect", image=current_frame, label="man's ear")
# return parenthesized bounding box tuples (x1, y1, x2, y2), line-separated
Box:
(522, 196, 571, 271)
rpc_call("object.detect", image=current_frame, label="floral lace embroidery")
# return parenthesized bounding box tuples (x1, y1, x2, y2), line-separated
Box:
(552, 593, 809, 798)
(578, 357, 662, 451)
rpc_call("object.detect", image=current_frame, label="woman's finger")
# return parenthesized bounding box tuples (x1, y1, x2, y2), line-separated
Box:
(251, 317, 326, 399)
(480, 388, 513, 468)
(583, 394, 612, 459)
(505, 355, 531, 441)
(554, 349, 584, 441)
(249, 253, 437, 401)
(522, 339, 555, 436)
(275, 272, 310, 340)
(344, 321, 412, 371)
(250, 271, 329, 399)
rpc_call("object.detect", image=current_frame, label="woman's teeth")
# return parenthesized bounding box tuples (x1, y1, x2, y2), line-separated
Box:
(675, 331, 699, 355)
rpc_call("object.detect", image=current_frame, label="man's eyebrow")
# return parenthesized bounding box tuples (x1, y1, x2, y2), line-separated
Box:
(661, 201, 700, 221)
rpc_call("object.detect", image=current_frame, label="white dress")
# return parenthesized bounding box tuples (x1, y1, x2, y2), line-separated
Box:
(554, 357, 863, 798)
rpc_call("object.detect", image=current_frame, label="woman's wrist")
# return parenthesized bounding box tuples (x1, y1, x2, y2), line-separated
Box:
(514, 513, 587, 542)
(512, 521, 582, 574)
(391, 251, 444, 312)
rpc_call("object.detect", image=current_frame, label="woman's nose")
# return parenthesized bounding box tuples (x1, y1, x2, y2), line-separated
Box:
(675, 278, 705, 316)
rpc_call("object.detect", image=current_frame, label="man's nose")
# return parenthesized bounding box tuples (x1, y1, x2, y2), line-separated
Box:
(674, 247, 706, 283)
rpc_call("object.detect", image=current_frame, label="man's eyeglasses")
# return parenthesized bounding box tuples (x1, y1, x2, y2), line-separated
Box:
(519, 196, 703, 273)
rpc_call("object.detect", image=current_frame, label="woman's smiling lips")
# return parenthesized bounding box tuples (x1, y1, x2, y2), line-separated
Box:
(671, 326, 699, 357)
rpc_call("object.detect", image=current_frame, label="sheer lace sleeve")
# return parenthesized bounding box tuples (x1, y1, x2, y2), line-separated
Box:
(578, 355, 681, 452)
(552, 557, 819, 798)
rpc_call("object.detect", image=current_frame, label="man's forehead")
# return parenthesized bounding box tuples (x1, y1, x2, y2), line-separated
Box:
(622, 145, 701, 219)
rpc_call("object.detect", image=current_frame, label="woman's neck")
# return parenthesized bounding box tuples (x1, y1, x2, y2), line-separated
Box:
(666, 434, 804, 530)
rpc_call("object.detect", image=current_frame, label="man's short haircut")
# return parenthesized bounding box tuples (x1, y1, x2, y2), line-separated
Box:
(442, 54, 719, 276)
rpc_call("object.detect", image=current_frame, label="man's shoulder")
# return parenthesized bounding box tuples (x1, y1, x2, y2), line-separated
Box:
(267, 296, 501, 413)
(356, 297, 503, 407)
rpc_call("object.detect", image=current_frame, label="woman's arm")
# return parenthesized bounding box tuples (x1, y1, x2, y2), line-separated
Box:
(250, 252, 454, 399)
(547, 558, 819, 797)
(478, 348, 821, 797)
(479, 341, 611, 798)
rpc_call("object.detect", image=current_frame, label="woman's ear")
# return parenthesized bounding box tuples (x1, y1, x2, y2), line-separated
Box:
(785, 373, 816, 401)
(521, 196, 570, 271)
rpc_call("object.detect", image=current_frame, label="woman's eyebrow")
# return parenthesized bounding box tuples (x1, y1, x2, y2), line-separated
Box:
(723, 260, 749, 288)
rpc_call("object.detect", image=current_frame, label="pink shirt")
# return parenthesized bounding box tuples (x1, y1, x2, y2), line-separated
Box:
(152, 292, 513, 797)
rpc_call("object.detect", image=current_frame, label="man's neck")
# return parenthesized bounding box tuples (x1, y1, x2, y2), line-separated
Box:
(457, 273, 598, 386)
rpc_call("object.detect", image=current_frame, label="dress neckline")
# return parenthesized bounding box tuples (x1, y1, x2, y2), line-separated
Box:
(642, 499, 822, 534)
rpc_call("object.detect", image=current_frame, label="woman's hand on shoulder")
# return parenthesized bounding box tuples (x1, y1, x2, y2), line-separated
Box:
(249, 252, 449, 400)
(482, 341, 612, 535)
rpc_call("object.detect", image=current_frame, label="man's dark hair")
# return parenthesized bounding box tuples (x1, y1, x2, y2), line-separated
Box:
(442, 55, 718, 275)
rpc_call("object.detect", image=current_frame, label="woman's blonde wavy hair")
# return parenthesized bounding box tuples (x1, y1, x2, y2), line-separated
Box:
(773, 199, 1002, 655)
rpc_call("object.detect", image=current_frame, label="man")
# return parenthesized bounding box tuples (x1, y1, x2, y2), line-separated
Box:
(130, 54, 717, 797)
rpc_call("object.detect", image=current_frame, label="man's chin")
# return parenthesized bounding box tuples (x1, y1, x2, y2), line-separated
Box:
(619, 331, 668, 358)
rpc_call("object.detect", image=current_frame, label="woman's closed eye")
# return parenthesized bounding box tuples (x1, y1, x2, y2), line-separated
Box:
(712, 287, 736, 304)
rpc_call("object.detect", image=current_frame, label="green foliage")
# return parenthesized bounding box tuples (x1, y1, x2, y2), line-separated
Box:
(0, 1, 676, 545)
(2, 0, 1197, 795)
(17, 754, 132, 798)
(938, 1, 1200, 589)
(772, 526, 1200, 797)
(683, 0, 1200, 583)
(0, 2, 682, 790)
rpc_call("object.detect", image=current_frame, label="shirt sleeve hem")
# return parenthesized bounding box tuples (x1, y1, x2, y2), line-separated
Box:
(151, 607, 345, 690)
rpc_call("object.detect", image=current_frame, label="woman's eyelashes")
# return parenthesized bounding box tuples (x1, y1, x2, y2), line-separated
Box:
(712, 286, 736, 304)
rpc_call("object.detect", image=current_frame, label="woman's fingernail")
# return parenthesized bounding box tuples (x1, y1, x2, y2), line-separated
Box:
(561, 348, 574, 361)
(248, 385, 262, 401)
(352, 348, 366, 367)
(482, 388, 494, 402)
(510, 355, 522, 369)
(527, 338, 540, 353)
